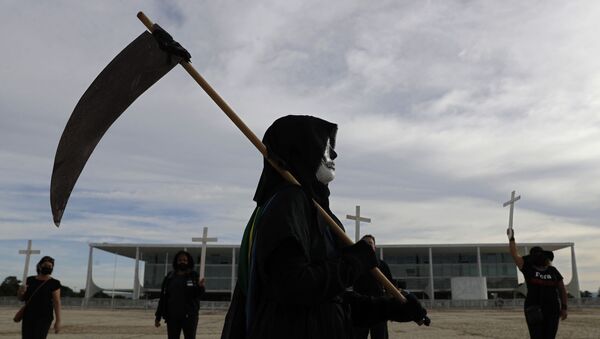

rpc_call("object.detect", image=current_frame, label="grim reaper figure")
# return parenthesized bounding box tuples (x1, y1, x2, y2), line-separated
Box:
(46, 13, 428, 338)
(221, 115, 429, 339)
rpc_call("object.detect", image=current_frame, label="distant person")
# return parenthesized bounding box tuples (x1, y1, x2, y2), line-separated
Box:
(17, 256, 62, 339)
(155, 250, 206, 339)
(507, 228, 567, 339)
(353, 234, 394, 339)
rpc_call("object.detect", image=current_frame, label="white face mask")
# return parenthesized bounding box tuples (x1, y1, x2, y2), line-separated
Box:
(316, 138, 336, 184)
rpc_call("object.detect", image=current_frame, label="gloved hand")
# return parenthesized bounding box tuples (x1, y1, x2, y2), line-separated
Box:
(340, 239, 378, 274)
(507, 228, 515, 241)
(387, 291, 430, 326)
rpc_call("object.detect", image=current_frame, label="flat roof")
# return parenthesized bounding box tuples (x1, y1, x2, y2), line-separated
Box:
(90, 242, 573, 260)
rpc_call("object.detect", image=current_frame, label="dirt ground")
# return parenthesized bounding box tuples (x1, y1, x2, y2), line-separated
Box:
(1, 306, 599, 338)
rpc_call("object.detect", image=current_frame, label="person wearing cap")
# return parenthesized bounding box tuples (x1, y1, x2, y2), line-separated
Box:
(507, 229, 567, 339)
(17, 256, 62, 338)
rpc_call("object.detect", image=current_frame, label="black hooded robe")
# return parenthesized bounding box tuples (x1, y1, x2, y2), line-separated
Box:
(221, 116, 427, 339)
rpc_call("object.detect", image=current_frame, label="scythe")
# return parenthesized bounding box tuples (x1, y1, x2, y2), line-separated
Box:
(50, 12, 406, 303)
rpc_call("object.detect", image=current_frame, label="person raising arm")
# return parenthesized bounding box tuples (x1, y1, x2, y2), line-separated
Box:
(507, 228, 523, 269)
(507, 228, 567, 339)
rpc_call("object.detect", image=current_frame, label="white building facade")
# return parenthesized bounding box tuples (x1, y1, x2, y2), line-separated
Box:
(84, 242, 580, 302)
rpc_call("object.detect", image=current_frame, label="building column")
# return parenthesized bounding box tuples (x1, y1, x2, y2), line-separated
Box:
(133, 247, 140, 300)
(231, 247, 236, 300)
(84, 245, 94, 303)
(569, 244, 581, 300)
(429, 247, 434, 302)
(476, 246, 482, 277)
(83, 245, 102, 307)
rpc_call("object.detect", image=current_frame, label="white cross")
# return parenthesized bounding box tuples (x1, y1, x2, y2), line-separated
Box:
(503, 190, 521, 232)
(18, 240, 40, 283)
(192, 227, 218, 279)
(346, 205, 372, 242)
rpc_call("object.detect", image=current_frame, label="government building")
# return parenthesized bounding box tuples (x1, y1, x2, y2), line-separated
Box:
(83, 242, 581, 301)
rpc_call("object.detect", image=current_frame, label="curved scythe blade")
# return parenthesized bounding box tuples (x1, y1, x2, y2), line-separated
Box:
(51, 31, 181, 226)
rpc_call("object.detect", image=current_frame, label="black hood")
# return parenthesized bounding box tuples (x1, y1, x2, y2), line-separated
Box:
(253, 115, 337, 208)
(172, 250, 195, 270)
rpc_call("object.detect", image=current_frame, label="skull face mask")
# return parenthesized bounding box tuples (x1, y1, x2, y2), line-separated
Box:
(316, 138, 337, 184)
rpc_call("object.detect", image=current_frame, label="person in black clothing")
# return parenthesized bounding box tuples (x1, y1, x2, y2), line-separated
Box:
(507, 228, 568, 339)
(17, 256, 62, 339)
(353, 234, 394, 339)
(155, 250, 206, 339)
(221, 115, 429, 339)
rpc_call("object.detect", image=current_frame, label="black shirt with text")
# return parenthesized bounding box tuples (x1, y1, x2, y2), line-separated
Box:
(519, 256, 563, 309)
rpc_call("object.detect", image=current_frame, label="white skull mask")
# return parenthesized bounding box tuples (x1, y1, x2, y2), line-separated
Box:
(316, 138, 336, 184)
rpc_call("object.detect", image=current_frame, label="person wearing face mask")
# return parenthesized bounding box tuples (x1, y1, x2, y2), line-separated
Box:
(155, 250, 206, 339)
(221, 115, 429, 339)
(507, 229, 568, 339)
(17, 256, 62, 339)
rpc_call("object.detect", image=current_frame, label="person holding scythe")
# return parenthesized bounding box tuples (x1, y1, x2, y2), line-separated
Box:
(221, 115, 429, 339)
(47, 13, 429, 339)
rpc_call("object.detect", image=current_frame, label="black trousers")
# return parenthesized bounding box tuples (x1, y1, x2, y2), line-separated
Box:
(22, 317, 52, 339)
(354, 321, 388, 339)
(525, 308, 559, 339)
(167, 315, 199, 339)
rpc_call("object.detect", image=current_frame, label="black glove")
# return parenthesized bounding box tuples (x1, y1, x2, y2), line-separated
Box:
(387, 292, 430, 326)
(340, 239, 378, 274)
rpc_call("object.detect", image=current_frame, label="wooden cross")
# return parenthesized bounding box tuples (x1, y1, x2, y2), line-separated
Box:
(18, 240, 40, 283)
(192, 227, 218, 279)
(346, 205, 372, 242)
(503, 190, 521, 232)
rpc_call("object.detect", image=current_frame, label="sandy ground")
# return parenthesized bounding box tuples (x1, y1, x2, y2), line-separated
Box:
(1, 306, 599, 338)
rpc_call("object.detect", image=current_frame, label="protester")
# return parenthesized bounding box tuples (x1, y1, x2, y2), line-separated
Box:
(17, 256, 62, 339)
(155, 250, 206, 339)
(353, 234, 394, 339)
(221, 115, 429, 339)
(507, 228, 568, 339)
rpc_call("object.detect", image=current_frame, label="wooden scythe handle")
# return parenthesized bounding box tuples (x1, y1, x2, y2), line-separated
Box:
(137, 11, 407, 303)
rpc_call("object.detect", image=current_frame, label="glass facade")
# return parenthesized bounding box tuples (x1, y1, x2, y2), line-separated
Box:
(107, 244, 525, 297)
(383, 247, 518, 294)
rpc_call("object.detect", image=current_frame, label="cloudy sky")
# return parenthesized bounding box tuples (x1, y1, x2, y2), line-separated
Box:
(1, 1, 599, 293)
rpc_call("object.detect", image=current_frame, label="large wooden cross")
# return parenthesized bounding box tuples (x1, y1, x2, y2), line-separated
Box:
(503, 190, 521, 232)
(18, 240, 40, 283)
(346, 205, 372, 242)
(192, 227, 218, 279)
